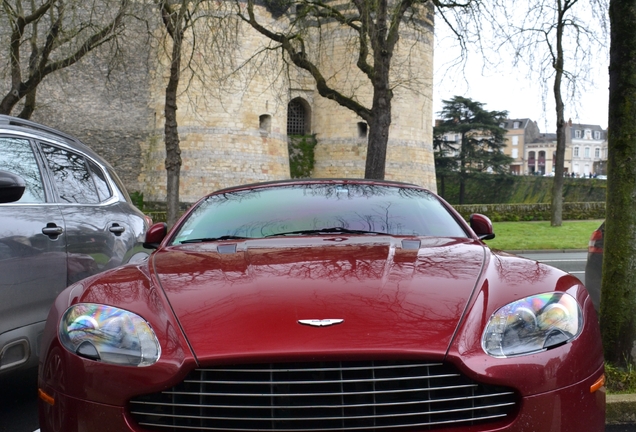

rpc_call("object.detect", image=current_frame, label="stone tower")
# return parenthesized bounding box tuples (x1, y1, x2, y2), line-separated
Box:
(23, 2, 437, 204)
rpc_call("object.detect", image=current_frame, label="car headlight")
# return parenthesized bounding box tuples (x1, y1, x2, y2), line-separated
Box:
(59, 303, 161, 367)
(482, 292, 582, 358)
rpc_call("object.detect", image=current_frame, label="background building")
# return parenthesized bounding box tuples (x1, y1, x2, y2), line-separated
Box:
(502, 119, 540, 175)
(567, 121, 607, 177)
(503, 118, 606, 177)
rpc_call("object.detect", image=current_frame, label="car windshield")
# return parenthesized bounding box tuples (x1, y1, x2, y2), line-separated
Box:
(171, 183, 468, 244)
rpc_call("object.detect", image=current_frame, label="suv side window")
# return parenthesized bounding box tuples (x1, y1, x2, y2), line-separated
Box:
(0, 137, 45, 203)
(107, 167, 132, 204)
(41, 144, 100, 204)
(87, 159, 112, 201)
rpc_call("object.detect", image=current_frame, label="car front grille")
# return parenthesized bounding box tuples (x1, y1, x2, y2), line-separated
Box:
(129, 360, 517, 431)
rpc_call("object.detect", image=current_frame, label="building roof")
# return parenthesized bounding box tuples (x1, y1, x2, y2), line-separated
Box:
(502, 118, 533, 129)
(532, 133, 557, 143)
(567, 121, 606, 132)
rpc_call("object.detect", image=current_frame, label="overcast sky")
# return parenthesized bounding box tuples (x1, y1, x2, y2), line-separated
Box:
(432, 9, 610, 133)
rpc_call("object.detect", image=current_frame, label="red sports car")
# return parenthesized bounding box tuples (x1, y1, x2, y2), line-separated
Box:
(38, 179, 605, 432)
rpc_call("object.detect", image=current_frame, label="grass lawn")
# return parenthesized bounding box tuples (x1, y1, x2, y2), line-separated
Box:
(484, 219, 604, 251)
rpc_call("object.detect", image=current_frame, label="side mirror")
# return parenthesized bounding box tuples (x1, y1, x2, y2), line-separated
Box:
(470, 213, 495, 241)
(0, 170, 26, 204)
(143, 222, 168, 249)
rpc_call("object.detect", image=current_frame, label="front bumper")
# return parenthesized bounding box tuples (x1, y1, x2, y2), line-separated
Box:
(39, 364, 605, 432)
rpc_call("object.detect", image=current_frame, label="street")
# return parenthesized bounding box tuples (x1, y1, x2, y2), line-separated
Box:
(1, 250, 633, 432)
(517, 250, 588, 285)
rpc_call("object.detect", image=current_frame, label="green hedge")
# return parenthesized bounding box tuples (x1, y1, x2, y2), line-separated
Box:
(437, 173, 607, 204)
(140, 174, 608, 224)
(145, 202, 605, 225)
(146, 211, 168, 223)
(453, 202, 606, 222)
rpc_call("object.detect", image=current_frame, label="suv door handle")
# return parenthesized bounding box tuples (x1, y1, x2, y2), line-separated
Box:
(109, 223, 125, 235)
(42, 223, 63, 238)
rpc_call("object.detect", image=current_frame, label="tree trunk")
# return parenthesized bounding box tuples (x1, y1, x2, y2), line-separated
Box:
(164, 26, 183, 228)
(550, 16, 566, 227)
(18, 88, 37, 119)
(600, 0, 636, 367)
(0, 83, 29, 115)
(550, 117, 566, 226)
(364, 19, 394, 180)
(459, 135, 466, 205)
(365, 89, 391, 179)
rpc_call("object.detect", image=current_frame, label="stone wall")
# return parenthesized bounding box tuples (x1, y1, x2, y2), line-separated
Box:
(309, 4, 436, 190)
(29, 42, 154, 193)
(2, 1, 438, 204)
(139, 127, 291, 202)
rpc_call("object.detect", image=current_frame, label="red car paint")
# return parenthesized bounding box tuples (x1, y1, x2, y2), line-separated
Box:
(38, 179, 605, 432)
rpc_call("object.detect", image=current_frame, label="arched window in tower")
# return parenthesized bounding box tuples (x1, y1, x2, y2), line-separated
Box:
(287, 98, 311, 135)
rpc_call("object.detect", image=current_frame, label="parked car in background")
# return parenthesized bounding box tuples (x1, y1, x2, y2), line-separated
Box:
(38, 179, 605, 432)
(585, 222, 605, 311)
(0, 115, 151, 376)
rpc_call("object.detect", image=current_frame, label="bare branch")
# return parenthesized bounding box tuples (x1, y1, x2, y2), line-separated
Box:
(0, 0, 133, 116)
(237, 0, 373, 120)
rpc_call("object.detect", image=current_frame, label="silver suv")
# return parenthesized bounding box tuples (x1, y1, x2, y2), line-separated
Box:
(0, 115, 150, 375)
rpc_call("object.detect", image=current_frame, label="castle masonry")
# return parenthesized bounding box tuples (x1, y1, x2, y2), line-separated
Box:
(14, 2, 436, 204)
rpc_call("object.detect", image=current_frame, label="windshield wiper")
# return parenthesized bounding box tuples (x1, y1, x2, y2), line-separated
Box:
(266, 227, 387, 237)
(179, 235, 251, 244)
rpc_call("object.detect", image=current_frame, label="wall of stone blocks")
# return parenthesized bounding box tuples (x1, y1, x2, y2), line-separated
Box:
(2, 1, 437, 204)
(302, 4, 437, 191)
(26, 46, 155, 194)
(139, 128, 290, 202)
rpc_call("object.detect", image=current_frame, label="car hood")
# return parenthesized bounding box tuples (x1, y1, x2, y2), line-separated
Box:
(151, 236, 487, 363)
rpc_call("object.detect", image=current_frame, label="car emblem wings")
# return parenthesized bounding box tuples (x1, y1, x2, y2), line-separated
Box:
(298, 319, 344, 327)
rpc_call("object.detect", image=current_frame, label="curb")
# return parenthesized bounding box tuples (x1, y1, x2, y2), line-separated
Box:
(504, 249, 588, 254)
(607, 394, 636, 424)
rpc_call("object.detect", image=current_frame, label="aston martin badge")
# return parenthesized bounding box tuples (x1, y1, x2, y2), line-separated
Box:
(298, 319, 344, 327)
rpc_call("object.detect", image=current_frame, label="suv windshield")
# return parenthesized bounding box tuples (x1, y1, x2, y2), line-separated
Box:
(171, 184, 468, 244)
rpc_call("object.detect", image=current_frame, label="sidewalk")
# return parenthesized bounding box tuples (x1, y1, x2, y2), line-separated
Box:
(607, 393, 636, 424)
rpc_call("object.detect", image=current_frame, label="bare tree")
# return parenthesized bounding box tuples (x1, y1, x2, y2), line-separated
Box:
(0, 0, 131, 118)
(601, 0, 636, 368)
(153, 0, 238, 226)
(236, 0, 473, 180)
(491, 0, 608, 226)
(156, 0, 189, 227)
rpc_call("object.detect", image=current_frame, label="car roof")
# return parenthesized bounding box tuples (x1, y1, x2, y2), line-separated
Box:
(0, 115, 110, 167)
(209, 178, 425, 196)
